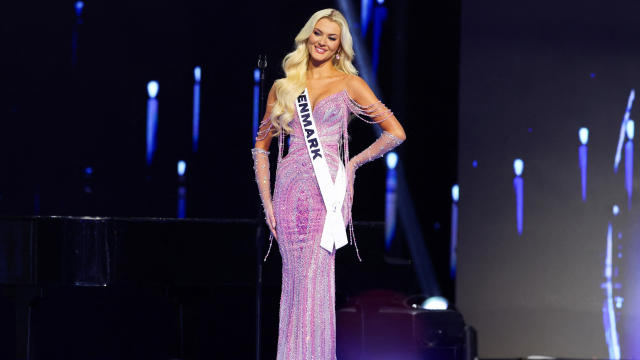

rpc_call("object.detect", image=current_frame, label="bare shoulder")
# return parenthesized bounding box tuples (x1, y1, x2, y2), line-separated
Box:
(267, 79, 282, 103)
(345, 74, 366, 87)
(345, 74, 378, 104)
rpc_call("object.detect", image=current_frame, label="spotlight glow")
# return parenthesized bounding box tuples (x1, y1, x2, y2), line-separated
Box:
(514, 158, 524, 176)
(579, 127, 589, 145)
(626, 120, 635, 140)
(613, 205, 620, 216)
(386, 152, 398, 169)
(147, 81, 159, 99)
(421, 296, 449, 310)
(579, 137, 588, 202)
(75, 1, 84, 15)
(513, 159, 524, 235)
(146, 82, 159, 166)
(614, 89, 635, 172)
(177, 160, 186, 176)
(192, 70, 201, 152)
(254, 69, 260, 83)
(451, 184, 459, 203)
(194, 66, 202, 82)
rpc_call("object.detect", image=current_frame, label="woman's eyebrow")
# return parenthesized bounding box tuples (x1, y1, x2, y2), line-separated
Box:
(313, 28, 338, 36)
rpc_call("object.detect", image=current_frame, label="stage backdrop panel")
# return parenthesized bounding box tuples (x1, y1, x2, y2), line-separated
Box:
(457, 0, 640, 358)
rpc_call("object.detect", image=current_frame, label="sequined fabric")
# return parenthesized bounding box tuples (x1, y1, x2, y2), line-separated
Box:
(271, 90, 347, 360)
(263, 89, 401, 360)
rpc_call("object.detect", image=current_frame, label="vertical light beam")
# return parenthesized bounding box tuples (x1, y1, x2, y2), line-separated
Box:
(361, 0, 373, 37)
(579, 127, 589, 202)
(614, 89, 635, 172)
(71, 1, 84, 68)
(513, 159, 524, 236)
(625, 120, 634, 209)
(371, 2, 387, 74)
(192, 66, 201, 153)
(177, 160, 187, 218)
(384, 152, 398, 251)
(602, 206, 621, 360)
(338, 0, 440, 296)
(450, 184, 459, 279)
(146, 81, 159, 166)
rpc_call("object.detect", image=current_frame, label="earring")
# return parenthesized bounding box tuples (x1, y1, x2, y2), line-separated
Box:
(335, 52, 340, 60)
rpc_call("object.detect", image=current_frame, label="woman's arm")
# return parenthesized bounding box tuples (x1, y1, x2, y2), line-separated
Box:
(254, 84, 278, 150)
(346, 75, 406, 141)
(251, 83, 278, 240)
(345, 75, 406, 172)
(342, 75, 406, 226)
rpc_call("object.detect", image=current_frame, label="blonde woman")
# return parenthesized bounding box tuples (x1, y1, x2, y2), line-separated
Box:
(251, 8, 406, 359)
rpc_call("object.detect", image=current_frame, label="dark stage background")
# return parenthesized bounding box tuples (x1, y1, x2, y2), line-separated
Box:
(1, 0, 460, 295)
(457, 0, 640, 358)
(1, 0, 461, 358)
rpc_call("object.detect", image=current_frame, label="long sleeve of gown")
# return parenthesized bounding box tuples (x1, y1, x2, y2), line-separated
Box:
(252, 112, 276, 260)
(251, 148, 271, 212)
(349, 131, 404, 170)
(342, 91, 405, 261)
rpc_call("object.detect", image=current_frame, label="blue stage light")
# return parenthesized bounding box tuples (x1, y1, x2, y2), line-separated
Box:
(603, 222, 621, 359)
(385, 154, 398, 251)
(513, 159, 524, 235)
(84, 166, 93, 175)
(146, 81, 159, 166)
(75, 1, 84, 16)
(147, 81, 159, 99)
(254, 69, 260, 83)
(421, 296, 449, 310)
(613, 205, 620, 216)
(194, 66, 202, 83)
(626, 120, 635, 140)
(579, 129, 589, 202)
(614, 89, 635, 172)
(361, 0, 373, 37)
(450, 184, 459, 279)
(192, 69, 201, 152)
(625, 123, 634, 208)
(513, 159, 524, 176)
(579, 127, 589, 145)
(177, 160, 186, 176)
(472, 160, 478, 168)
(386, 152, 398, 169)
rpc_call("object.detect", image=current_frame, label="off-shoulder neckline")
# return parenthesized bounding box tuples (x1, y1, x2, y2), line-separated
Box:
(310, 88, 348, 113)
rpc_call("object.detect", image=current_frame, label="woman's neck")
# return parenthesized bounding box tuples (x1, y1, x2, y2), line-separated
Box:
(307, 60, 337, 80)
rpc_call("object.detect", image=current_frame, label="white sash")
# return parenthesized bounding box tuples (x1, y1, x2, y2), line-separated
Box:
(295, 89, 349, 252)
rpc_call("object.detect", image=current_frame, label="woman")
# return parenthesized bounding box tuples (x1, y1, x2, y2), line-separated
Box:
(251, 8, 406, 359)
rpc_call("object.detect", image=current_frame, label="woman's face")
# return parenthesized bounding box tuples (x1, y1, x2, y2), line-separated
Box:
(307, 18, 342, 63)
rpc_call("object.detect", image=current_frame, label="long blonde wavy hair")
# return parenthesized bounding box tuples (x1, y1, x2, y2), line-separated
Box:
(270, 8, 358, 135)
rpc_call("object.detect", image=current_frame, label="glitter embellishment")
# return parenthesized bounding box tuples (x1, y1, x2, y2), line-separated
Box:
(253, 88, 403, 360)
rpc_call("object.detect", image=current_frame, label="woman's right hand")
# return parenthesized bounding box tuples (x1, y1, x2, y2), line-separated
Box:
(264, 201, 277, 240)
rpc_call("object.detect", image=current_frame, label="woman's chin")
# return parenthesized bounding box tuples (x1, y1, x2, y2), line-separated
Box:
(310, 54, 330, 63)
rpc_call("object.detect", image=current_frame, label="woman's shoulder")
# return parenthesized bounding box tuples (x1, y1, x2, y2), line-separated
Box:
(268, 78, 285, 101)
(344, 73, 364, 85)
(344, 74, 376, 104)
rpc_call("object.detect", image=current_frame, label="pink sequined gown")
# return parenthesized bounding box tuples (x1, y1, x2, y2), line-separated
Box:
(272, 89, 361, 360)
(259, 87, 400, 360)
